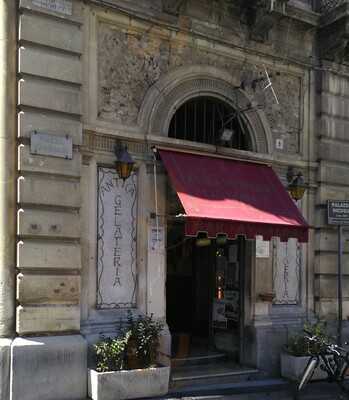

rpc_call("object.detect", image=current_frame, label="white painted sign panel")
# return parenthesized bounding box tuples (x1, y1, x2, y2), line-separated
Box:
(32, 0, 73, 15)
(97, 168, 137, 309)
(273, 238, 301, 305)
(256, 235, 270, 258)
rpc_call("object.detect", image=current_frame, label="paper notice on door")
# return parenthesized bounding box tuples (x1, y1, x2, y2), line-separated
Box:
(256, 235, 270, 258)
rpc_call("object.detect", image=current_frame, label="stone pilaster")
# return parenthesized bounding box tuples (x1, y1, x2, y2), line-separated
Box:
(315, 63, 349, 319)
(17, 0, 83, 335)
(0, 2, 17, 398)
(13, 1, 87, 399)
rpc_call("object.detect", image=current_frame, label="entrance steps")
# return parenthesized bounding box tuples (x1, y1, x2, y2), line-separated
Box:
(170, 354, 260, 389)
(167, 379, 290, 398)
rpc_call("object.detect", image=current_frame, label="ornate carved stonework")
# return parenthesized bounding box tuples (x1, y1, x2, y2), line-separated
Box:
(239, 0, 289, 41)
(162, 0, 187, 15)
(319, 2, 349, 62)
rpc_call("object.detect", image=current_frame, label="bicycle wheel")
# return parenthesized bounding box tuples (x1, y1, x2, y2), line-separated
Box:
(298, 357, 319, 391)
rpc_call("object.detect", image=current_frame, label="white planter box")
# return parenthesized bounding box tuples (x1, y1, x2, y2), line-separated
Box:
(281, 352, 329, 381)
(88, 366, 170, 400)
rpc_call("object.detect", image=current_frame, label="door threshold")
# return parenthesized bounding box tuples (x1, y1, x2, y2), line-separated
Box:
(172, 352, 226, 363)
(171, 361, 259, 385)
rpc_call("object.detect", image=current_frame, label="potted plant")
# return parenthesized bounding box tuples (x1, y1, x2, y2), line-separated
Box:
(281, 322, 332, 381)
(88, 313, 170, 400)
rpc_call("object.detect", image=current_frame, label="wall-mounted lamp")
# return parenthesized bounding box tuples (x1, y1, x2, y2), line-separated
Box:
(114, 142, 135, 181)
(196, 232, 211, 247)
(286, 166, 307, 201)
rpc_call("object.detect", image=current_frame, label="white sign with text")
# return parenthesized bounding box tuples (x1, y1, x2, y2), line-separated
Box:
(97, 168, 137, 309)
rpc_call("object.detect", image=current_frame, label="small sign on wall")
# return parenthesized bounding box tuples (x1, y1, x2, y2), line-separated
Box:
(148, 226, 164, 252)
(30, 131, 72, 159)
(256, 235, 270, 258)
(32, 0, 73, 15)
(328, 200, 349, 225)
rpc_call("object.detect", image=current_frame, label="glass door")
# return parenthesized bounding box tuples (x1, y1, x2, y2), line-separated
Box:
(211, 238, 244, 361)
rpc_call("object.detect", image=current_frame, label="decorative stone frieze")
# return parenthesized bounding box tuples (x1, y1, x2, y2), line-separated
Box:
(83, 130, 149, 155)
(98, 21, 303, 154)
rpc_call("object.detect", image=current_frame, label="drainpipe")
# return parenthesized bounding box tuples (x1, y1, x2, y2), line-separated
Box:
(0, 0, 17, 337)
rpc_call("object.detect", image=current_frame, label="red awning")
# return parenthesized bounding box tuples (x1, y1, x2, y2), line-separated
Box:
(159, 149, 309, 242)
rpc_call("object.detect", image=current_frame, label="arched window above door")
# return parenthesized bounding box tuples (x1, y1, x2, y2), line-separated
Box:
(168, 96, 252, 151)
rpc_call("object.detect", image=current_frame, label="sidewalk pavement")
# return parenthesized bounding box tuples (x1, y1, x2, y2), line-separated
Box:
(161, 381, 348, 400)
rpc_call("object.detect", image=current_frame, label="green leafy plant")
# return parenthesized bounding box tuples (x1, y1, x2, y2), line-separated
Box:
(93, 313, 164, 372)
(127, 311, 164, 368)
(285, 322, 332, 357)
(94, 331, 131, 372)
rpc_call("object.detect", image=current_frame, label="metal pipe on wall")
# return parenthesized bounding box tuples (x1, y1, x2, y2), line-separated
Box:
(0, 0, 17, 337)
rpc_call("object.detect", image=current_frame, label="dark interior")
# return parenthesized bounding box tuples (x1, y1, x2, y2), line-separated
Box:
(168, 96, 252, 150)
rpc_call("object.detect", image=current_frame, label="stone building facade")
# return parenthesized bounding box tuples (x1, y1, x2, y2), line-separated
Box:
(1, 0, 349, 399)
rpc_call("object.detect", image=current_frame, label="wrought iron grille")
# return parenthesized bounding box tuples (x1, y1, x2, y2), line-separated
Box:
(319, 0, 346, 13)
(168, 97, 252, 151)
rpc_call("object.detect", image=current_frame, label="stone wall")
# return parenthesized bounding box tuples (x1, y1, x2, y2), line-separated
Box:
(17, 0, 84, 335)
(14, 2, 88, 398)
(315, 64, 349, 319)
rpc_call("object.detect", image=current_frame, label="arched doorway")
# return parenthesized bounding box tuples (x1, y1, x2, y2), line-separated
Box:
(139, 66, 274, 375)
(166, 96, 250, 366)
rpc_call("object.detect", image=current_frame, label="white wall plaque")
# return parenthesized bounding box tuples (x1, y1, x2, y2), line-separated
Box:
(97, 168, 137, 309)
(31, 131, 73, 159)
(32, 0, 73, 15)
(256, 235, 270, 258)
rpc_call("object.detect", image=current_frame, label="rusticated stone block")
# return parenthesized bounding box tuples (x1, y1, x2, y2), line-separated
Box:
(18, 145, 81, 177)
(11, 335, 87, 400)
(19, 13, 82, 53)
(17, 274, 80, 305)
(18, 209, 80, 239)
(318, 161, 349, 186)
(18, 111, 82, 145)
(18, 176, 80, 208)
(315, 229, 349, 253)
(16, 305, 80, 334)
(17, 240, 81, 270)
(315, 275, 349, 298)
(19, 46, 82, 84)
(18, 78, 81, 115)
(316, 183, 349, 205)
(315, 300, 349, 319)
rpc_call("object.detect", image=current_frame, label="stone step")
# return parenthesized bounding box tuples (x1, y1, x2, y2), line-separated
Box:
(170, 361, 260, 389)
(171, 352, 227, 367)
(150, 378, 291, 399)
